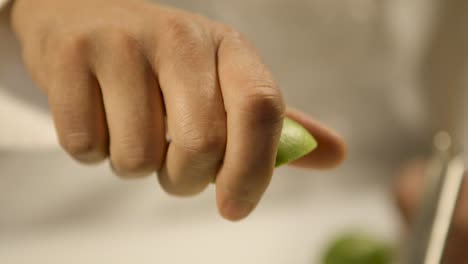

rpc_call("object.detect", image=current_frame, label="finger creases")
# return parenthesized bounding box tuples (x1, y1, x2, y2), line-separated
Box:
(215, 32, 285, 221)
(48, 51, 108, 164)
(154, 31, 226, 196)
(94, 36, 166, 178)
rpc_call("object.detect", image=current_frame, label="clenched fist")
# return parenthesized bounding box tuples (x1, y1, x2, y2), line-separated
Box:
(11, 0, 345, 221)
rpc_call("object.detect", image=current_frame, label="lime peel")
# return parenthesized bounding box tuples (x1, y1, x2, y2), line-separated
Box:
(211, 117, 317, 183)
(275, 117, 317, 167)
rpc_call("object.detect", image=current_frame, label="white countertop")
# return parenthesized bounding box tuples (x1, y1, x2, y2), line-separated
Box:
(0, 151, 400, 264)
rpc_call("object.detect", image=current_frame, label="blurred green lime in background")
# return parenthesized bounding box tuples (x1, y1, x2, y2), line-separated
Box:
(322, 232, 393, 264)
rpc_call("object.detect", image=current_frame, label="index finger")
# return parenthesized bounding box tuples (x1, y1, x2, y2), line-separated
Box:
(215, 31, 285, 221)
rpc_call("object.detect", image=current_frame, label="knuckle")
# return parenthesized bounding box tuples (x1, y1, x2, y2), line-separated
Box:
(239, 84, 285, 125)
(218, 24, 243, 39)
(219, 28, 250, 48)
(174, 125, 226, 160)
(164, 16, 194, 41)
(158, 170, 209, 197)
(224, 28, 246, 42)
(60, 132, 97, 158)
(112, 146, 155, 175)
(111, 137, 158, 176)
(162, 16, 206, 51)
(218, 24, 237, 35)
(56, 32, 90, 58)
(104, 28, 139, 50)
(190, 134, 226, 158)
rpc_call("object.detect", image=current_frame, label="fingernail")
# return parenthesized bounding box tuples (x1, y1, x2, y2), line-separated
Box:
(222, 199, 254, 221)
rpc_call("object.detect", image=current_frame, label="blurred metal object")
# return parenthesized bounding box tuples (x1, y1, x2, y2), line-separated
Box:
(403, 132, 465, 264)
(402, 0, 468, 262)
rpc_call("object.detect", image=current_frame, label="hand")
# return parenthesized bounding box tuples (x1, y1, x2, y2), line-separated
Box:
(395, 160, 468, 262)
(11, 0, 346, 221)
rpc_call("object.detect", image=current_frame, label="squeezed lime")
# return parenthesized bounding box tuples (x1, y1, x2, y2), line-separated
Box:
(211, 117, 317, 183)
(275, 117, 317, 167)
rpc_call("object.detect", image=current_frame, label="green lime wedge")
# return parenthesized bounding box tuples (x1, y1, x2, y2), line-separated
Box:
(322, 233, 393, 264)
(275, 117, 317, 167)
(211, 117, 317, 183)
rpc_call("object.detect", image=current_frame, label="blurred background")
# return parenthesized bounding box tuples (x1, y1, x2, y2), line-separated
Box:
(0, 0, 457, 263)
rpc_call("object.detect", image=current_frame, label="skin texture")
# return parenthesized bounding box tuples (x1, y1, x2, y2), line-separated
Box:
(10, 0, 346, 221)
(395, 160, 468, 263)
(275, 117, 318, 167)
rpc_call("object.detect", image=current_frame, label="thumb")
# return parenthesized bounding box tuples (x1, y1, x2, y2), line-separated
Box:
(285, 108, 347, 169)
(395, 160, 468, 263)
